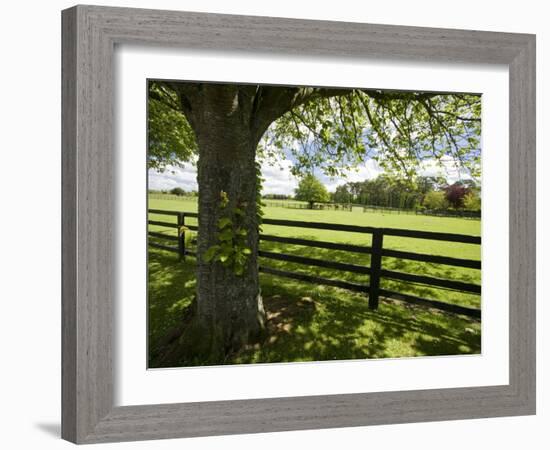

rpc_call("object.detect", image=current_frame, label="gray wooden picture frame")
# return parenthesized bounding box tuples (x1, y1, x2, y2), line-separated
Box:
(61, 4, 536, 444)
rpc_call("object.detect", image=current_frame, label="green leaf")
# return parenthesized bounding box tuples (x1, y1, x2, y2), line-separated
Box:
(217, 217, 232, 229)
(219, 190, 229, 208)
(235, 228, 247, 237)
(218, 228, 233, 242)
(233, 207, 245, 217)
(203, 245, 220, 262)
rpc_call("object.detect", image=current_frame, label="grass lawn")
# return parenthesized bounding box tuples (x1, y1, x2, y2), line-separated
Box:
(147, 194, 482, 367)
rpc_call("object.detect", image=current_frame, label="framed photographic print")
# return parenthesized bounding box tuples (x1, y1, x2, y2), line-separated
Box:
(62, 5, 536, 444)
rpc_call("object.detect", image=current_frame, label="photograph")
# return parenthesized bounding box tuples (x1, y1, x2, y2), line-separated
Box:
(1, 0, 542, 447)
(146, 81, 482, 368)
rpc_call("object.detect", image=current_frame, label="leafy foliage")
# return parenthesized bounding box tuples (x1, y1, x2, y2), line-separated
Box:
(332, 175, 419, 209)
(263, 90, 481, 181)
(463, 191, 482, 211)
(423, 191, 450, 210)
(444, 182, 470, 208)
(147, 81, 197, 171)
(203, 191, 252, 276)
(294, 174, 330, 207)
(170, 187, 186, 196)
(331, 175, 453, 210)
(256, 161, 266, 231)
(149, 82, 481, 184)
(416, 176, 448, 195)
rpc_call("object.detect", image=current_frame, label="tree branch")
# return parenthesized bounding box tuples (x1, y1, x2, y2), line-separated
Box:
(252, 86, 354, 142)
(148, 86, 181, 114)
(358, 94, 410, 175)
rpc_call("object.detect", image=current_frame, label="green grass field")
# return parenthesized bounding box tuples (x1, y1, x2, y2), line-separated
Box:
(147, 194, 482, 367)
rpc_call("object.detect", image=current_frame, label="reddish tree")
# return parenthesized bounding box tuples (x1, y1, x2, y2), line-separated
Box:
(444, 182, 470, 208)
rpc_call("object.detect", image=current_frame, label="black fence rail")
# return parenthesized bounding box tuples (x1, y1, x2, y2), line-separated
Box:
(416, 208, 480, 219)
(148, 193, 198, 202)
(362, 204, 481, 219)
(263, 200, 353, 211)
(148, 209, 481, 319)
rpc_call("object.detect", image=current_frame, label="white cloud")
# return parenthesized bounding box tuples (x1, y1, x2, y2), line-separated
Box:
(419, 156, 473, 183)
(147, 155, 299, 196)
(148, 165, 198, 192)
(260, 155, 298, 196)
(148, 155, 469, 197)
(321, 160, 383, 192)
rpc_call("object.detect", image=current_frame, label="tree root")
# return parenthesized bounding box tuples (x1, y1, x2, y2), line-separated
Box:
(150, 296, 267, 368)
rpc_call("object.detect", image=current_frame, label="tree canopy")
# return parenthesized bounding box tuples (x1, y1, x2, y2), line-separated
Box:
(169, 187, 186, 196)
(423, 190, 450, 210)
(294, 174, 330, 207)
(148, 83, 197, 172)
(444, 182, 470, 208)
(148, 81, 481, 183)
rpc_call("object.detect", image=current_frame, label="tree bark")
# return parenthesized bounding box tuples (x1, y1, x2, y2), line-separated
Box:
(184, 85, 266, 361)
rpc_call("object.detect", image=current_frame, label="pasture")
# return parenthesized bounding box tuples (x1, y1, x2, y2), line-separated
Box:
(147, 194, 481, 367)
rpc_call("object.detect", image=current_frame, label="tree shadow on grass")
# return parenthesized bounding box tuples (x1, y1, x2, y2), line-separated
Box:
(148, 243, 481, 368)
(148, 248, 196, 366)
(231, 277, 480, 364)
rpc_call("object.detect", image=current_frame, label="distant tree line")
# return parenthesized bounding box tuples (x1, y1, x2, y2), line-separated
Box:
(263, 193, 293, 200)
(151, 175, 481, 213)
(330, 175, 481, 212)
(148, 188, 198, 197)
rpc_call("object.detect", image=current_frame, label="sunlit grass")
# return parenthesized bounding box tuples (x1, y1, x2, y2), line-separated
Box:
(148, 248, 480, 366)
(148, 194, 481, 366)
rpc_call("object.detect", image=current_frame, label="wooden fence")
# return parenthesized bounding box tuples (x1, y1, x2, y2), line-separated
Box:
(363, 205, 481, 219)
(261, 200, 480, 218)
(148, 195, 480, 219)
(263, 200, 353, 211)
(148, 209, 481, 319)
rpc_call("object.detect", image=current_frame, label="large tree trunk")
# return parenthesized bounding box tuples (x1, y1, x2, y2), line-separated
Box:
(184, 85, 266, 361)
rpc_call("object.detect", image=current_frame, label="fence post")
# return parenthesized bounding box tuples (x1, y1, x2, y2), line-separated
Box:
(177, 212, 185, 260)
(368, 229, 384, 310)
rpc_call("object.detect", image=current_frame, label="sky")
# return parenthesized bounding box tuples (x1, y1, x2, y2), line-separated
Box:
(148, 152, 472, 195)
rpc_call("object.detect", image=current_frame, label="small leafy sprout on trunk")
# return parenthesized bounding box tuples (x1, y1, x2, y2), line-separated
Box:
(204, 191, 252, 276)
(256, 161, 266, 231)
